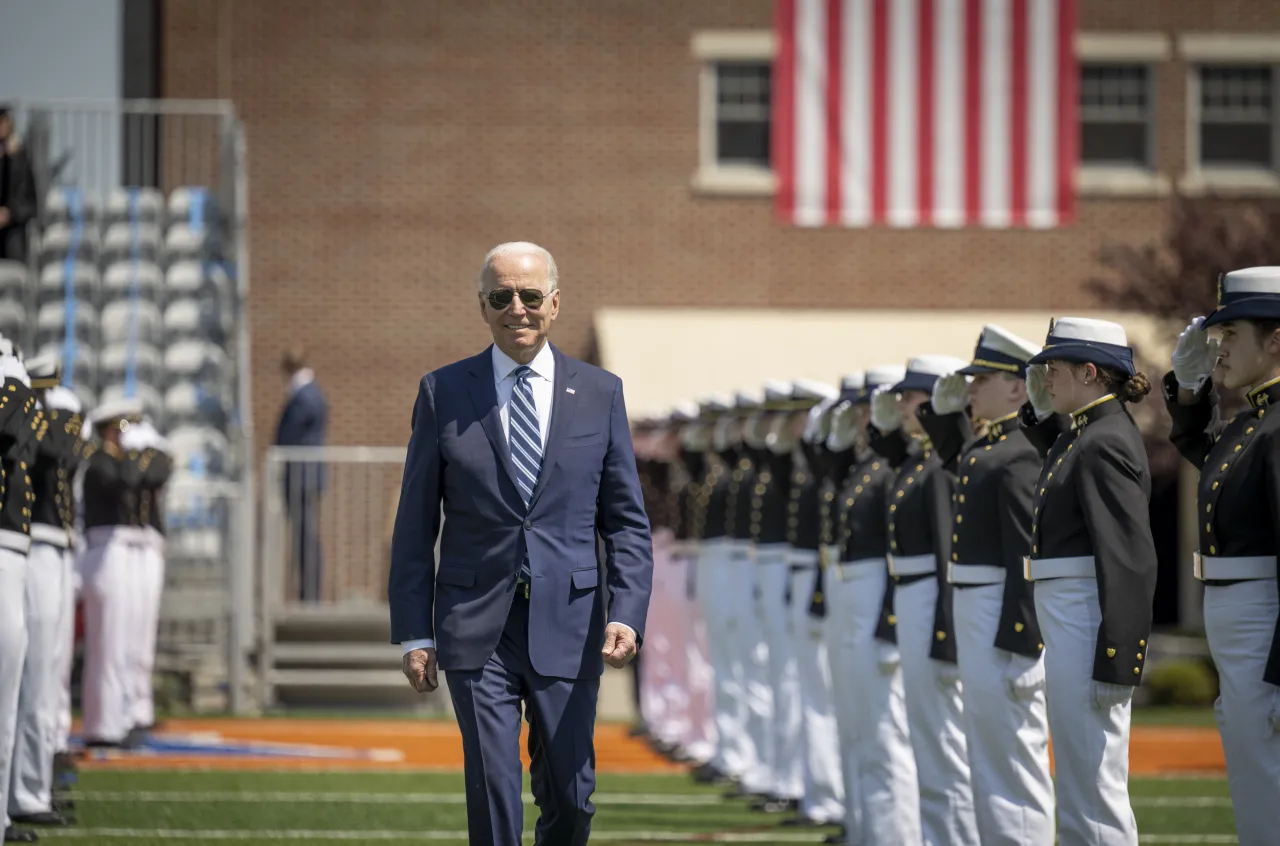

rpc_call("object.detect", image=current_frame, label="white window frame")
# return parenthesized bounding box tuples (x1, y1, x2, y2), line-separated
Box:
(1075, 33, 1172, 198)
(1179, 34, 1280, 196)
(691, 31, 777, 197)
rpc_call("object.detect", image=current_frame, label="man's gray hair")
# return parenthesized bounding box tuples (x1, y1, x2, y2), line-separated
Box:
(478, 242, 559, 292)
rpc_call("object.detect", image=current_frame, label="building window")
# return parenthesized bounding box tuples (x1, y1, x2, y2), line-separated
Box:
(1198, 64, 1275, 169)
(714, 62, 772, 168)
(1079, 63, 1153, 168)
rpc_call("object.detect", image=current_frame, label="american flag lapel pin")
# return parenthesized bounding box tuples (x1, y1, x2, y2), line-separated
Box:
(566, 387, 576, 394)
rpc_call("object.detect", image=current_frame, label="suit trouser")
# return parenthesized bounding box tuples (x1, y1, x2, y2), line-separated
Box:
(8, 542, 67, 816)
(1203, 581, 1280, 846)
(1035, 577, 1137, 846)
(682, 544, 717, 763)
(705, 540, 752, 778)
(953, 580, 1055, 845)
(836, 559, 920, 846)
(787, 551, 844, 824)
(894, 574, 979, 846)
(127, 530, 166, 730)
(739, 544, 775, 796)
(53, 547, 77, 754)
(80, 529, 149, 743)
(757, 544, 802, 799)
(446, 593, 598, 846)
(0, 547, 30, 831)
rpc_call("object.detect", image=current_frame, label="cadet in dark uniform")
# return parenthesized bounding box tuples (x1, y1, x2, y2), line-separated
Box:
(1023, 317, 1157, 846)
(920, 326, 1054, 845)
(8, 355, 83, 830)
(828, 365, 921, 846)
(0, 348, 42, 845)
(868, 354, 978, 846)
(1166, 267, 1280, 846)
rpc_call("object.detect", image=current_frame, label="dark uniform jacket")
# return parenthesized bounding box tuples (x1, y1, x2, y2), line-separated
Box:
(919, 407, 1045, 658)
(869, 425, 958, 663)
(726, 448, 757, 577)
(82, 440, 170, 531)
(752, 448, 794, 547)
(804, 440, 857, 618)
(702, 449, 733, 543)
(1165, 372, 1280, 687)
(32, 407, 89, 538)
(0, 379, 44, 547)
(138, 448, 172, 534)
(1021, 395, 1158, 686)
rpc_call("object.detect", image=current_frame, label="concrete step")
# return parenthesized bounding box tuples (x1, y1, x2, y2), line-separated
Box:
(271, 642, 401, 668)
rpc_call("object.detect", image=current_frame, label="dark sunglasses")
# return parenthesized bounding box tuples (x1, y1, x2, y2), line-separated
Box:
(485, 288, 549, 310)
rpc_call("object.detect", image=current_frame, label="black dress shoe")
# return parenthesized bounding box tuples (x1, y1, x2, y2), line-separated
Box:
(51, 798, 75, 812)
(780, 815, 834, 827)
(823, 831, 847, 845)
(3, 826, 38, 843)
(83, 739, 125, 750)
(10, 813, 73, 827)
(751, 796, 800, 813)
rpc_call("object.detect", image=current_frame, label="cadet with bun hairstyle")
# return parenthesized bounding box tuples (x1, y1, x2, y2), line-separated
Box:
(1020, 317, 1157, 846)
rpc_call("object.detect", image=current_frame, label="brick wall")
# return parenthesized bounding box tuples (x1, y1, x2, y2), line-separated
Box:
(159, 0, 1280, 450)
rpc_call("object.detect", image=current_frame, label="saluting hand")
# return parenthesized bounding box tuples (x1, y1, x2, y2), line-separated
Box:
(602, 622, 638, 669)
(402, 648, 438, 693)
(931, 373, 970, 415)
(1172, 316, 1220, 391)
(1025, 364, 1053, 421)
(870, 386, 902, 433)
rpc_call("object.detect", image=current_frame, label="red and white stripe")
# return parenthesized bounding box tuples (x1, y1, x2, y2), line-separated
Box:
(774, 0, 1077, 228)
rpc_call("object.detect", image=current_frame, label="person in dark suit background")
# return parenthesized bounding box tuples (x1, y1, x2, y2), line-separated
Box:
(0, 106, 38, 263)
(389, 242, 653, 846)
(275, 347, 329, 601)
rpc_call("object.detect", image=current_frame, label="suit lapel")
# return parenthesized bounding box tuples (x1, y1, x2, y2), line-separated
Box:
(467, 348, 521, 495)
(528, 344, 578, 510)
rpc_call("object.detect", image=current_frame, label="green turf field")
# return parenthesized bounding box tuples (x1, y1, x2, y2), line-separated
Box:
(33, 769, 1237, 844)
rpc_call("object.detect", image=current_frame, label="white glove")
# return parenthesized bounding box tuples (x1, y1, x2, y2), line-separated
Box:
(826, 401, 858, 451)
(0, 355, 30, 388)
(120, 423, 152, 451)
(803, 397, 839, 443)
(931, 373, 970, 415)
(1171, 316, 1221, 391)
(1093, 680, 1134, 710)
(870, 385, 902, 433)
(876, 642, 900, 676)
(1025, 364, 1053, 421)
(43, 385, 82, 414)
(935, 659, 961, 690)
(1005, 652, 1046, 699)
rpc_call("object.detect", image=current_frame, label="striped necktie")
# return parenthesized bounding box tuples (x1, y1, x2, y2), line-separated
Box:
(508, 365, 541, 584)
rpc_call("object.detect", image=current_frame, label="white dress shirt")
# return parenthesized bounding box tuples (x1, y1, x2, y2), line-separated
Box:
(401, 343, 634, 656)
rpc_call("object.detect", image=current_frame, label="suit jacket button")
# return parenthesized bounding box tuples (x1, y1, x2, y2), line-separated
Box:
(524, 521, 533, 530)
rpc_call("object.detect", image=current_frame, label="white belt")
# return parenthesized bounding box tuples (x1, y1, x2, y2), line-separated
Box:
(1023, 555, 1096, 581)
(1194, 553, 1277, 582)
(701, 538, 732, 550)
(0, 529, 31, 554)
(30, 523, 71, 549)
(838, 558, 885, 581)
(887, 553, 936, 577)
(788, 550, 819, 568)
(756, 544, 791, 565)
(947, 563, 1006, 585)
(85, 525, 150, 549)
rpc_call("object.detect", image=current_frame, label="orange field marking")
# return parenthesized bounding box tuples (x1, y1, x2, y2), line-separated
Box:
(77, 719, 1224, 775)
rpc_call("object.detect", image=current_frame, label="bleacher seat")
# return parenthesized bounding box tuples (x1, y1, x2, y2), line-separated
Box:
(168, 187, 218, 226)
(99, 381, 164, 427)
(36, 301, 100, 351)
(165, 339, 229, 387)
(99, 341, 165, 389)
(38, 223, 100, 269)
(102, 260, 163, 304)
(38, 263, 98, 307)
(100, 299, 164, 347)
(164, 382, 230, 430)
(42, 188, 100, 228)
(0, 301, 24, 343)
(105, 188, 165, 227)
(164, 223, 208, 263)
(164, 298, 228, 345)
(168, 425, 232, 479)
(101, 222, 163, 266)
(0, 261, 25, 303)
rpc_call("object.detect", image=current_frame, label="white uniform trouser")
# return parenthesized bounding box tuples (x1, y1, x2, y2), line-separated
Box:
(127, 527, 166, 730)
(682, 542, 716, 764)
(953, 580, 1055, 845)
(757, 544, 802, 799)
(1035, 576, 1137, 846)
(740, 544, 775, 796)
(53, 547, 78, 753)
(640, 530, 686, 747)
(1203, 581, 1280, 846)
(835, 558, 920, 846)
(895, 574, 979, 846)
(0, 547, 30, 830)
(706, 539, 755, 779)
(8, 542, 68, 816)
(788, 549, 844, 824)
(80, 528, 150, 744)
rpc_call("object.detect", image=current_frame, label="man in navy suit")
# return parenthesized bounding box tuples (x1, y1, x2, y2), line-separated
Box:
(389, 242, 653, 846)
(274, 347, 329, 601)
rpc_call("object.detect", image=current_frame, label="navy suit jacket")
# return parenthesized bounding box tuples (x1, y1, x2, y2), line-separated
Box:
(275, 381, 329, 448)
(388, 344, 653, 680)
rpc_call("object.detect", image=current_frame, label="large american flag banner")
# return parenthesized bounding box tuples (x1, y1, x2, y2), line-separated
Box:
(773, 0, 1077, 228)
